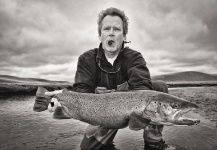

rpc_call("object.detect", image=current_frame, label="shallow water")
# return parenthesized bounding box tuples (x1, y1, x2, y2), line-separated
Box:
(0, 95, 216, 150)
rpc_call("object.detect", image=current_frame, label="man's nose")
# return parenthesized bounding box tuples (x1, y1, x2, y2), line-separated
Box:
(108, 29, 114, 36)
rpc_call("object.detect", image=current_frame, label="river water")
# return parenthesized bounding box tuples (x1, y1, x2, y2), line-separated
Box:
(0, 95, 216, 150)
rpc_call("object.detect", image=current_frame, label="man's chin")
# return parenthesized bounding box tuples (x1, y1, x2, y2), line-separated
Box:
(104, 47, 118, 53)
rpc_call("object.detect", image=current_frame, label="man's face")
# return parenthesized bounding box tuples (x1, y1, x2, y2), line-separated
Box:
(99, 15, 126, 55)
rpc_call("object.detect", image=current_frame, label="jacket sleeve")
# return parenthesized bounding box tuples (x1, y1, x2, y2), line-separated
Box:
(72, 56, 96, 93)
(127, 52, 153, 90)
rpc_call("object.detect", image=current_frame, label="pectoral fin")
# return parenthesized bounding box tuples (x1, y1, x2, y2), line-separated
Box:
(128, 112, 151, 130)
(53, 106, 72, 119)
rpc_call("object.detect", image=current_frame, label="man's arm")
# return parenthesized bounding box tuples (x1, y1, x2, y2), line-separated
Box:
(72, 56, 96, 93)
(126, 52, 153, 90)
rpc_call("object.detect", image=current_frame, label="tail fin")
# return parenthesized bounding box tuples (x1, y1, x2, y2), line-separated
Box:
(33, 87, 50, 112)
(36, 87, 49, 97)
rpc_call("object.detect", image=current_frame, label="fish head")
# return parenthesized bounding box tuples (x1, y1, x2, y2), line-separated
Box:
(144, 92, 200, 126)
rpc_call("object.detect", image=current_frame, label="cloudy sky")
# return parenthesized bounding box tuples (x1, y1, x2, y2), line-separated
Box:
(0, 0, 217, 82)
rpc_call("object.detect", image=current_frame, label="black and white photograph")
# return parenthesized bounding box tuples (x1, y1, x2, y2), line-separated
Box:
(0, 0, 217, 150)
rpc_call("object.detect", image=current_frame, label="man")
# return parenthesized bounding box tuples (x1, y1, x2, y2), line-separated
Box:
(72, 8, 168, 150)
(33, 7, 168, 150)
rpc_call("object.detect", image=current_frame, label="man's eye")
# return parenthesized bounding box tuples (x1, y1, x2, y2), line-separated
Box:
(114, 28, 120, 31)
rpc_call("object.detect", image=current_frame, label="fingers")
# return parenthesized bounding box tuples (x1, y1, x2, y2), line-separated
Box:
(45, 90, 63, 96)
(95, 87, 115, 94)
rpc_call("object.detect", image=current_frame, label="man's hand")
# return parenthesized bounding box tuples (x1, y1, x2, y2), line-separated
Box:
(95, 87, 115, 94)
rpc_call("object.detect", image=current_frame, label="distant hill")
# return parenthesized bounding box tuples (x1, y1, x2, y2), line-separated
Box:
(0, 75, 70, 84)
(152, 71, 217, 87)
(0, 75, 73, 95)
(152, 71, 217, 82)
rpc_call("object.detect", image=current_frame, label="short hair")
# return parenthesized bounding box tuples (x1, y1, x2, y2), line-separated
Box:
(97, 7, 129, 36)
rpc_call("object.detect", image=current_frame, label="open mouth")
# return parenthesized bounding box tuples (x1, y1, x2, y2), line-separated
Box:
(158, 109, 200, 126)
(107, 40, 115, 46)
(175, 116, 200, 126)
(171, 109, 200, 126)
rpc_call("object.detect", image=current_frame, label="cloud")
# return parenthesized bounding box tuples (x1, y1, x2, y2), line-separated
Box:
(126, 0, 217, 75)
(0, 0, 217, 82)
(0, 0, 99, 68)
(0, 58, 78, 82)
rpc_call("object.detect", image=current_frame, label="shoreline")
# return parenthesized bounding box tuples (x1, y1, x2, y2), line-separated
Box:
(1, 82, 217, 95)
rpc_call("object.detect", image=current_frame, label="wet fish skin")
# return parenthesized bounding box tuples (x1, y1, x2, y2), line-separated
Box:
(47, 89, 200, 130)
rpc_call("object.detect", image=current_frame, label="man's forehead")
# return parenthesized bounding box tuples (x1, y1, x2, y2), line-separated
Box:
(102, 15, 123, 26)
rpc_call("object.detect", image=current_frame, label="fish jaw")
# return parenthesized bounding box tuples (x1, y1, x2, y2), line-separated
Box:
(161, 108, 200, 126)
(172, 116, 200, 126)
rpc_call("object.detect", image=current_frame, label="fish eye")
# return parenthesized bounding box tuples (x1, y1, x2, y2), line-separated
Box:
(171, 103, 181, 109)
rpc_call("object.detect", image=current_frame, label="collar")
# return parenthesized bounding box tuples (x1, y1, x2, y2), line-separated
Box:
(96, 42, 125, 63)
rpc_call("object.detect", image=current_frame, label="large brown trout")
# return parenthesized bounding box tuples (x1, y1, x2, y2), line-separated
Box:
(35, 87, 200, 130)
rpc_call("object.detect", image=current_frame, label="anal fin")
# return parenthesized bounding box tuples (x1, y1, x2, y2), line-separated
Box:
(53, 106, 72, 119)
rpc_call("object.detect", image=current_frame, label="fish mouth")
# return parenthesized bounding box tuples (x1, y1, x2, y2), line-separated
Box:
(107, 40, 115, 47)
(174, 116, 200, 126)
(165, 109, 200, 126)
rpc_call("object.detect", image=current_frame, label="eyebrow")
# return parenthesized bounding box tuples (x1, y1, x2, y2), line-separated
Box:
(102, 25, 122, 29)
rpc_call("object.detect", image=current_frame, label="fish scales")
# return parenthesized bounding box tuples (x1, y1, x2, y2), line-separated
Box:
(54, 91, 153, 128)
